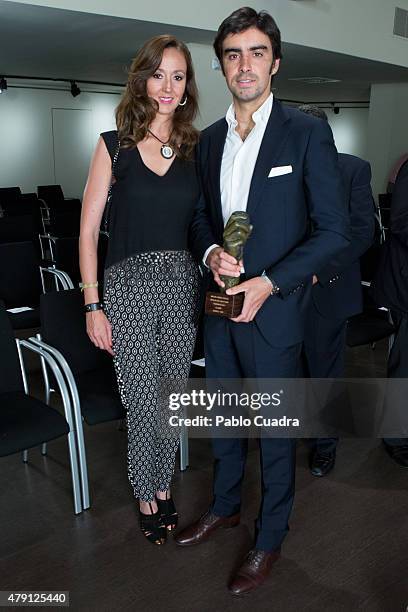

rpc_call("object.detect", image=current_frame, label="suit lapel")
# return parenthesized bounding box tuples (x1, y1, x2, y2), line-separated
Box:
(246, 99, 291, 219)
(209, 119, 228, 235)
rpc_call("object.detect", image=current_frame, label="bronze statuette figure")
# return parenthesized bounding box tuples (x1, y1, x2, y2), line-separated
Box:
(205, 211, 252, 318)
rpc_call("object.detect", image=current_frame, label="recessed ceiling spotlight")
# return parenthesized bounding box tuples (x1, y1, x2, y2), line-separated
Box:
(70, 81, 81, 97)
(0, 77, 8, 93)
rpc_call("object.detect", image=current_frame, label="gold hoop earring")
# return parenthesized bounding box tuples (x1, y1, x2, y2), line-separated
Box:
(178, 96, 187, 107)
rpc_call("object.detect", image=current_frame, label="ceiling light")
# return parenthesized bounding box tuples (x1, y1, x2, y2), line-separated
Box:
(288, 77, 341, 84)
(70, 81, 81, 97)
(0, 77, 7, 93)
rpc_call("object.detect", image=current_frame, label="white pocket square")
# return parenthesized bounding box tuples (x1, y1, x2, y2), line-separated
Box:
(268, 165, 293, 178)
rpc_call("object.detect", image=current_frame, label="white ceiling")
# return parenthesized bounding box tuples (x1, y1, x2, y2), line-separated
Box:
(2, 0, 408, 102)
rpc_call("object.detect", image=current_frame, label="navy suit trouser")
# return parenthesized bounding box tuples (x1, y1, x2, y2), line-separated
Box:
(204, 314, 301, 553)
(303, 303, 348, 454)
(384, 311, 408, 447)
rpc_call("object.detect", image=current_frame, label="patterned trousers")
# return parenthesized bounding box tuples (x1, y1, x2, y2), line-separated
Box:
(104, 250, 200, 501)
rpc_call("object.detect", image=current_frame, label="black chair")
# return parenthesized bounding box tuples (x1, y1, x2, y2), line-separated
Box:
(0, 186, 21, 204)
(48, 208, 81, 238)
(0, 193, 43, 242)
(40, 232, 108, 286)
(2, 194, 43, 232)
(31, 288, 192, 508)
(37, 185, 81, 238)
(0, 214, 39, 244)
(37, 184, 81, 213)
(40, 236, 81, 284)
(40, 210, 81, 240)
(31, 288, 125, 510)
(0, 241, 71, 330)
(360, 202, 386, 284)
(0, 304, 82, 514)
(97, 232, 109, 282)
(37, 184, 65, 205)
(346, 287, 395, 348)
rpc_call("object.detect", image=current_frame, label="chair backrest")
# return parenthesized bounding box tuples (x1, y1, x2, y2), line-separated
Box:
(0, 187, 21, 205)
(37, 185, 65, 207)
(40, 288, 112, 375)
(0, 241, 42, 307)
(2, 200, 33, 216)
(0, 304, 24, 394)
(360, 244, 383, 284)
(49, 208, 81, 238)
(97, 232, 109, 281)
(54, 237, 80, 283)
(362, 285, 386, 312)
(19, 194, 44, 233)
(0, 215, 39, 244)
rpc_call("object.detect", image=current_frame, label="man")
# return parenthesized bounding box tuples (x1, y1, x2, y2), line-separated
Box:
(373, 159, 408, 466)
(298, 104, 375, 477)
(175, 8, 350, 595)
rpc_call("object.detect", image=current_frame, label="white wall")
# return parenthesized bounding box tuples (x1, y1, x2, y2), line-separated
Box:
(0, 85, 120, 196)
(7, 0, 408, 68)
(0, 44, 232, 196)
(327, 108, 369, 160)
(367, 82, 408, 200)
(269, 0, 408, 68)
(0, 72, 371, 197)
(188, 43, 230, 129)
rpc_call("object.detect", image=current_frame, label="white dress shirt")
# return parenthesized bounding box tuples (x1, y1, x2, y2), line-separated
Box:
(203, 93, 274, 266)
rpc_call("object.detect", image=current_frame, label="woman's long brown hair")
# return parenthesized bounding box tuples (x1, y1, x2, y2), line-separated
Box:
(116, 35, 199, 160)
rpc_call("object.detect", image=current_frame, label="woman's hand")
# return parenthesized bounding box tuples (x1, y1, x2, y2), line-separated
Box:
(86, 310, 114, 355)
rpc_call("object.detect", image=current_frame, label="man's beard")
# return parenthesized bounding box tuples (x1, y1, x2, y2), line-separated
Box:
(231, 81, 264, 102)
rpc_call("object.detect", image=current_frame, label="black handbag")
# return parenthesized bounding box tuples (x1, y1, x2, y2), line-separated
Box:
(101, 135, 121, 236)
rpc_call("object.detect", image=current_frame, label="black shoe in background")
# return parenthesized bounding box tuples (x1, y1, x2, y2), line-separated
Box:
(310, 451, 336, 477)
(383, 442, 408, 468)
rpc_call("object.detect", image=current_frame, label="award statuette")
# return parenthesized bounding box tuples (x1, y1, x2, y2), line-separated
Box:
(205, 211, 252, 318)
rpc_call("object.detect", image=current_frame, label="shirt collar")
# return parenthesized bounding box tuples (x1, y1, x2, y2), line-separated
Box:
(225, 92, 274, 129)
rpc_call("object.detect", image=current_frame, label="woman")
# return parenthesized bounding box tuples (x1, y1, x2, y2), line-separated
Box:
(79, 35, 201, 545)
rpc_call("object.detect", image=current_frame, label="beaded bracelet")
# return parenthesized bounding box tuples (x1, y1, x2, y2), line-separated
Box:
(79, 282, 99, 292)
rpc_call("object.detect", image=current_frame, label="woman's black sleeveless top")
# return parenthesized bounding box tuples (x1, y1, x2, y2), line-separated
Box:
(101, 130, 200, 269)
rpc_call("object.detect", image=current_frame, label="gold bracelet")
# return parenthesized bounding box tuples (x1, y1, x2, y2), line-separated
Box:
(79, 282, 99, 292)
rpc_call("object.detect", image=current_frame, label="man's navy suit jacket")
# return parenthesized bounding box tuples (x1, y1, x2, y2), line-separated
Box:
(190, 99, 351, 347)
(311, 153, 375, 320)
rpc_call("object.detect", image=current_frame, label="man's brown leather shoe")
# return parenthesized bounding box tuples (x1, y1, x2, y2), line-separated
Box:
(174, 510, 240, 546)
(228, 549, 280, 596)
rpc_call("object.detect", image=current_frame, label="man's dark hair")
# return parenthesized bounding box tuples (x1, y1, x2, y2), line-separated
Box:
(214, 7, 282, 70)
(298, 104, 328, 121)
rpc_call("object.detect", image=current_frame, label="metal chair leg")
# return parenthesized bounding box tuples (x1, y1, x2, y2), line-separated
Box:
(179, 423, 189, 471)
(66, 430, 83, 515)
(18, 339, 83, 514)
(71, 414, 90, 510)
(29, 338, 91, 510)
(39, 349, 50, 458)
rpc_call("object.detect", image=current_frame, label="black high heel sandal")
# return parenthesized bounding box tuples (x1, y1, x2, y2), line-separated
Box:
(139, 502, 167, 545)
(156, 492, 178, 532)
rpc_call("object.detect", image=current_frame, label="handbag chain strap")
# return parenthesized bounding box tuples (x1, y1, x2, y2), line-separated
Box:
(103, 136, 121, 236)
